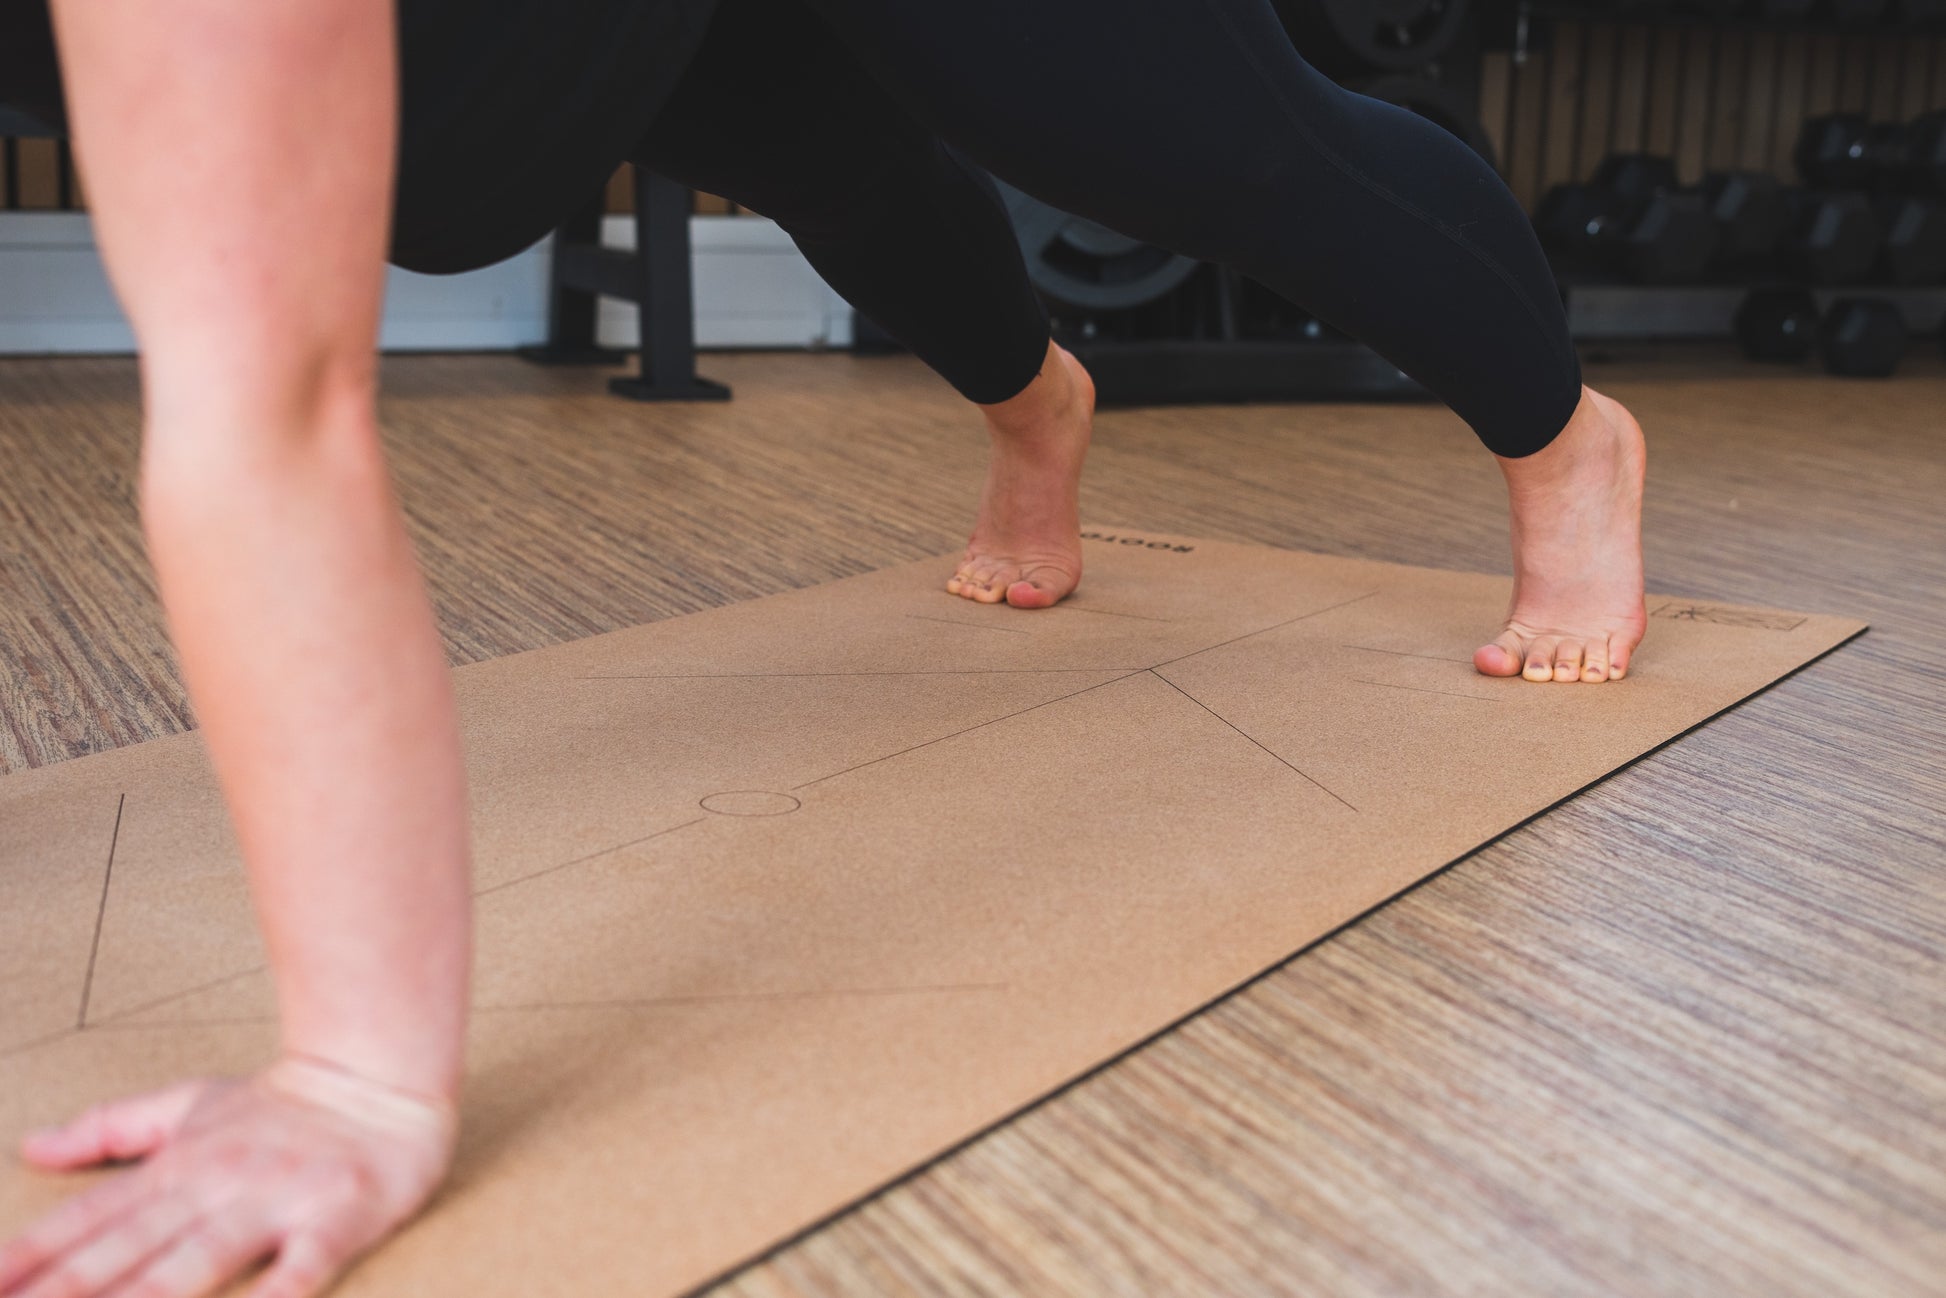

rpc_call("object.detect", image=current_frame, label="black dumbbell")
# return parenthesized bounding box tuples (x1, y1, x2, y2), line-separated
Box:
(1894, 111, 1946, 196)
(1735, 286, 1821, 361)
(1782, 189, 1882, 284)
(1535, 183, 1604, 256)
(1703, 170, 1790, 266)
(1876, 195, 1946, 284)
(1820, 297, 1907, 376)
(1592, 154, 1679, 208)
(1617, 189, 1719, 282)
(1797, 113, 1878, 189)
(1536, 154, 1719, 283)
(1799, 111, 1946, 193)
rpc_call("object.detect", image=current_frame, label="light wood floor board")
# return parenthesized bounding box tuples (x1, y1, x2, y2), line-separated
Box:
(0, 348, 1940, 1297)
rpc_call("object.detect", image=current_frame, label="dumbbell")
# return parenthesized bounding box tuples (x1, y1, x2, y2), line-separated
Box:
(1536, 154, 1719, 283)
(1753, 190, 1940, 286)
(1781, 189, 1882, 284)
(1702, 170, 1790, 266)
(1735, 286, 1820, 361)
(1876, 196, 1946, 284)
(1798, 111, 1946, 193)
(1887, 112, 1946, 197)
(1820, 297, 1908, 376)
(1796, 113, 1878, 189)
(1735, 290, 1910, 375)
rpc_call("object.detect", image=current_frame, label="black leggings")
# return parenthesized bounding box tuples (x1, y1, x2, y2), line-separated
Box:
(633, 0, 1582, 458)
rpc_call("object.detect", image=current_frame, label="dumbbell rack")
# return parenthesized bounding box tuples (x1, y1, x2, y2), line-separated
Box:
(1559, 278, 1946, 337)
(1505, 1, 1946, 32)
(1539, 131, 1946, 363)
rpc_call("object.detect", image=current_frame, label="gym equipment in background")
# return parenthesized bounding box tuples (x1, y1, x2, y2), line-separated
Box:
(1779, 188, 1884, 285)
(1270, 0, 1471, 71)
(1509, 0, 1946, 28)
(992, 181, 1203, 315)
(1734, 286, 1821, 359)
(1535, 154, 1720, 283)
(521, 170, 730, 402)
(1819, 296, 1910, 375)
(1701, 170, 1791, 267)
(1795, 111, 1946, 193)
(1536, 112, 1946, 295)
(1733, 287, 1914, 374)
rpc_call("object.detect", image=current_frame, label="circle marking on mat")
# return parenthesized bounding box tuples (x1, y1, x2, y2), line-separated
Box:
(699, 791, 802, 817)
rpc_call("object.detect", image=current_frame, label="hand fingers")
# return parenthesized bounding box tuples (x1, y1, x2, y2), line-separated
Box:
(0, 1172, 148, 1291)
(242, 1231, 351, 1298)
(9, 1195, 199, 1298)
(21, 1082, 208, 1170)
(97, 1203, 271, 1298)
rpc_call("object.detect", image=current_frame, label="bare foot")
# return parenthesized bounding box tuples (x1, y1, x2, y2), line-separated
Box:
(1475, 386, 1648, 683)
(946, 341, 1094, 609)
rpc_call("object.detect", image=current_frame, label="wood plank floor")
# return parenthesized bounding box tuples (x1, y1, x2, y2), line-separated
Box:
(1, 348, 1941, 1297)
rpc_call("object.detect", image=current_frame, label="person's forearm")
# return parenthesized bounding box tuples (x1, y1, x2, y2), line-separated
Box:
(51, 0, 471, 1102)
(143, 402, 471, 1102)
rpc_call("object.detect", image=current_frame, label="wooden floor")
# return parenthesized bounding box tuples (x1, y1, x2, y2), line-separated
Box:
(1, 348, 1942, 1297)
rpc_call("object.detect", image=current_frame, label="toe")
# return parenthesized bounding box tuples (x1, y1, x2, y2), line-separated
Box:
(1523, 636, 1560, 682)
(1553, 639, 1585, 683)
(967, 563, 1013, 603)
(1474, 629, 1526, 677)
(1582, 639, 1611, 683)
(1609, 629, 1641, 680)
(1005, 563, 1079, 609)
(1006, 579, 1058, 609)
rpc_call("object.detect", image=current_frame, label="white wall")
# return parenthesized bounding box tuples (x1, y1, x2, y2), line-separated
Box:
(0, 212, 853, 355)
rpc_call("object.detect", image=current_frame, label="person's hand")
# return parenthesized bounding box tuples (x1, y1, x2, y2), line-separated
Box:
(0, 1054, 457, 1298)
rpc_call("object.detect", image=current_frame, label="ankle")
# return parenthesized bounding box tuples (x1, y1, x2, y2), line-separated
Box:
(1500, 388, 1618, 490)
(981, 342, 1079, 437)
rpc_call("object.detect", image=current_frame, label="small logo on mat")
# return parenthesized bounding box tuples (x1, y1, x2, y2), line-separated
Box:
(1651, 602, 1806, 632)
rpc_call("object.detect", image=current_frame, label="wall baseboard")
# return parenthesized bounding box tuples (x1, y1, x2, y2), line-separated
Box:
(0, 212, 851, 355)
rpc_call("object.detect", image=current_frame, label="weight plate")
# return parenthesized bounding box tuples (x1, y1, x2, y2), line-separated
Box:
(1278, 0, 1470, 73)
(993, 180, 1203, 313)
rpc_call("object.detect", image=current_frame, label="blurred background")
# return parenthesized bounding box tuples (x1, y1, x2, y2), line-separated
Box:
(5, 0, 1946, 396)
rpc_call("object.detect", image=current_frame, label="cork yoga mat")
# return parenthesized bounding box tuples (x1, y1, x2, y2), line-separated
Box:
(0, 532, 1865, 1295)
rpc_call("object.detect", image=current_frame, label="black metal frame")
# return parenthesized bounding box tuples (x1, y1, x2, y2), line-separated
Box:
(520, 168, 730, 402)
